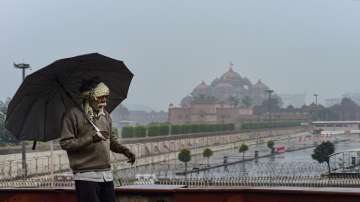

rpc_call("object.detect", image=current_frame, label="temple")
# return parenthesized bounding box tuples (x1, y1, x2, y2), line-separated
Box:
(169, 65, 276, 124)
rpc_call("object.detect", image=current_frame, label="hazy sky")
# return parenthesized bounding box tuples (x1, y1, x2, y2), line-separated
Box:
(1, 0, 360, 111)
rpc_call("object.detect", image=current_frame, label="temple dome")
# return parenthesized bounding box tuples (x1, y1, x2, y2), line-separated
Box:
(215, 82, 233, 89)
(181, 95, 193, 107)
(194, 81, 209, 91)
(254, 80, 269, 89)
(221, 68, 242, 81)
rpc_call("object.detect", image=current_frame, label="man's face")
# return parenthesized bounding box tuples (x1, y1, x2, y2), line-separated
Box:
(96, 95, 108, 108)
(89, 95, 108, 111)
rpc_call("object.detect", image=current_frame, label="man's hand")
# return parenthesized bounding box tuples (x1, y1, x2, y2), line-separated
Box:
(100, 131, 109, 139)
(92, 134, 103, 143)
(124, 150, 136, 165)
(92, 131, 108, 143)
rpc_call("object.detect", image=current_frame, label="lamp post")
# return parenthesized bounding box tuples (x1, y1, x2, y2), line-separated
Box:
(313, 94, 319, 121)
(265, 89, 274, 138)
(13, 63, 31, 177)
(265, 89, 274, 122)
(314, 94, 319, 105)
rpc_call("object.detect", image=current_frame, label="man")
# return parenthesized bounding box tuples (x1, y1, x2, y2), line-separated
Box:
(60, 78, 135, 202)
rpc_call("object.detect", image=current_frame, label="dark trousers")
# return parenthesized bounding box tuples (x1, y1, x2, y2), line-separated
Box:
(75, 180, 117, 202)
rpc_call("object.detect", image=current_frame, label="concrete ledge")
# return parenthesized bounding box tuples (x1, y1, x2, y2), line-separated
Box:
(1, 185, 359, 202)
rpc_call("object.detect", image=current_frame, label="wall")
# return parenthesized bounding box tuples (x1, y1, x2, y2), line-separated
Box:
(1, 186, 360, 202)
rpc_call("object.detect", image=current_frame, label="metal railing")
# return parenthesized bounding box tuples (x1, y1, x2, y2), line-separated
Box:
(1, 175, 360, 189)
(156, 176, 360, 188)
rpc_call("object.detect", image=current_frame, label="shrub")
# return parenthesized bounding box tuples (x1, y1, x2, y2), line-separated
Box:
(134, 126, 146, 138)
(159, 124, 170, 136)
(171, 125, 182, 135)
(241, 121, 301, 130)
(121, 126, 134, 138)
(148, 125, 160, 137)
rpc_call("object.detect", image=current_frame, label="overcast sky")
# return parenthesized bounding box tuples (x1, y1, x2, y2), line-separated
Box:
(1, 0, 360, 111)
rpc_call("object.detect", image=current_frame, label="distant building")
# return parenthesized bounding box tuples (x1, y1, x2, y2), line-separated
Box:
(324, 94, 360, 107)
(170, 64, 292, 124)
(128, 110, 168, 125)
(180, 65, 280, 108)
(168, 102, 254, 124)
(279, 94, 306, 108)
(343, 93, 360, 105)
(111, 105, 168, 127)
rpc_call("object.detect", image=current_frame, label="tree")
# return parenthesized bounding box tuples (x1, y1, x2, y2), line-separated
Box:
(0, 97, 10, 114)
(0, 98, 18, 145)
(239, 144, 249, 160)
(267, 140, 275, 154)
(285, 105, 296, 113)
(228, 96, 240, 108)
(312, 141, 335, 174)
(312, 106, 339, 121)
(338, 97, 360, 120)
(253, 97, 282, 115)
(203, 148, 213, 167)
(241, 96, 253, 108)
(178, 149, 191, 174)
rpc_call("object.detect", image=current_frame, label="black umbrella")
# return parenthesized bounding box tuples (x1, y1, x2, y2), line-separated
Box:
(5, 53, 133, 142)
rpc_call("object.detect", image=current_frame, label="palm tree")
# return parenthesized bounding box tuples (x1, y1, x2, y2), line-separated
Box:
(203, 148, 213, 167)
(239, 144, 249, 160)
(178, 149, 191, 174)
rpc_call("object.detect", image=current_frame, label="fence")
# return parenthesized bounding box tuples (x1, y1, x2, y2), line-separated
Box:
(156, 176, 360, 188)
(0, 176, 74, 188)
(0, 152, 69, 180)
(1, 175, 360, 189)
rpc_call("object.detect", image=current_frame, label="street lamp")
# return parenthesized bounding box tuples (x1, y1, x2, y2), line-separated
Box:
(13, 63, 31, 177)
(265, 89, 274, 122)
(265, 89, 274, 138)
(312, 94, 319, 121)
(313, 94, 319, 105)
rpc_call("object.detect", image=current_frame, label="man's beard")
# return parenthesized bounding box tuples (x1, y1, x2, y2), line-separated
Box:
(98, 102, 107, 108)
(89, 101, 106, 112)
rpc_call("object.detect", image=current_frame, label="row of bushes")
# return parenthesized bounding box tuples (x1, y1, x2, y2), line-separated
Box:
(121, 123, 235, 138)
(171, 123, 234, 135)
(240, 121, 302, 130)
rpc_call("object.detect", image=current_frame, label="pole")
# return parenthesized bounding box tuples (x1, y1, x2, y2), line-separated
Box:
(50, 140, 54, 187)
(21, 68, 27, 177)
(14, 63, 30, 178)
(313, 94, 319, 121)
(314, 94, 318, 105)
(265, 89, 274, 138)
(265, 89, 274, 122)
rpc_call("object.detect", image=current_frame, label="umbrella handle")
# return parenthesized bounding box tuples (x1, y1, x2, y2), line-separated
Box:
(96, 131, 106, 140)
(89, 120, 106, 140)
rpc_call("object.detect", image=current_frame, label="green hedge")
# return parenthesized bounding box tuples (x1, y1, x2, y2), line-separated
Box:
(134, 126, 146, 138)
(121, 123, 236, 138)
(241, 121, 301, 130)
(122, 121, 299, 138)
(159, 125, 170, 136)
(171, 125, 183, 135)
(148, 125, 160, 137)
(121, 126, 134, 138)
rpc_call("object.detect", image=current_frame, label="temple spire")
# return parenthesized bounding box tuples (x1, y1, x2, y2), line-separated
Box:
(229, 62, 234, 71)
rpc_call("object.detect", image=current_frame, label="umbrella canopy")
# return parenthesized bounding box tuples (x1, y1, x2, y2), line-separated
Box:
(5, 53, 133, 141)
